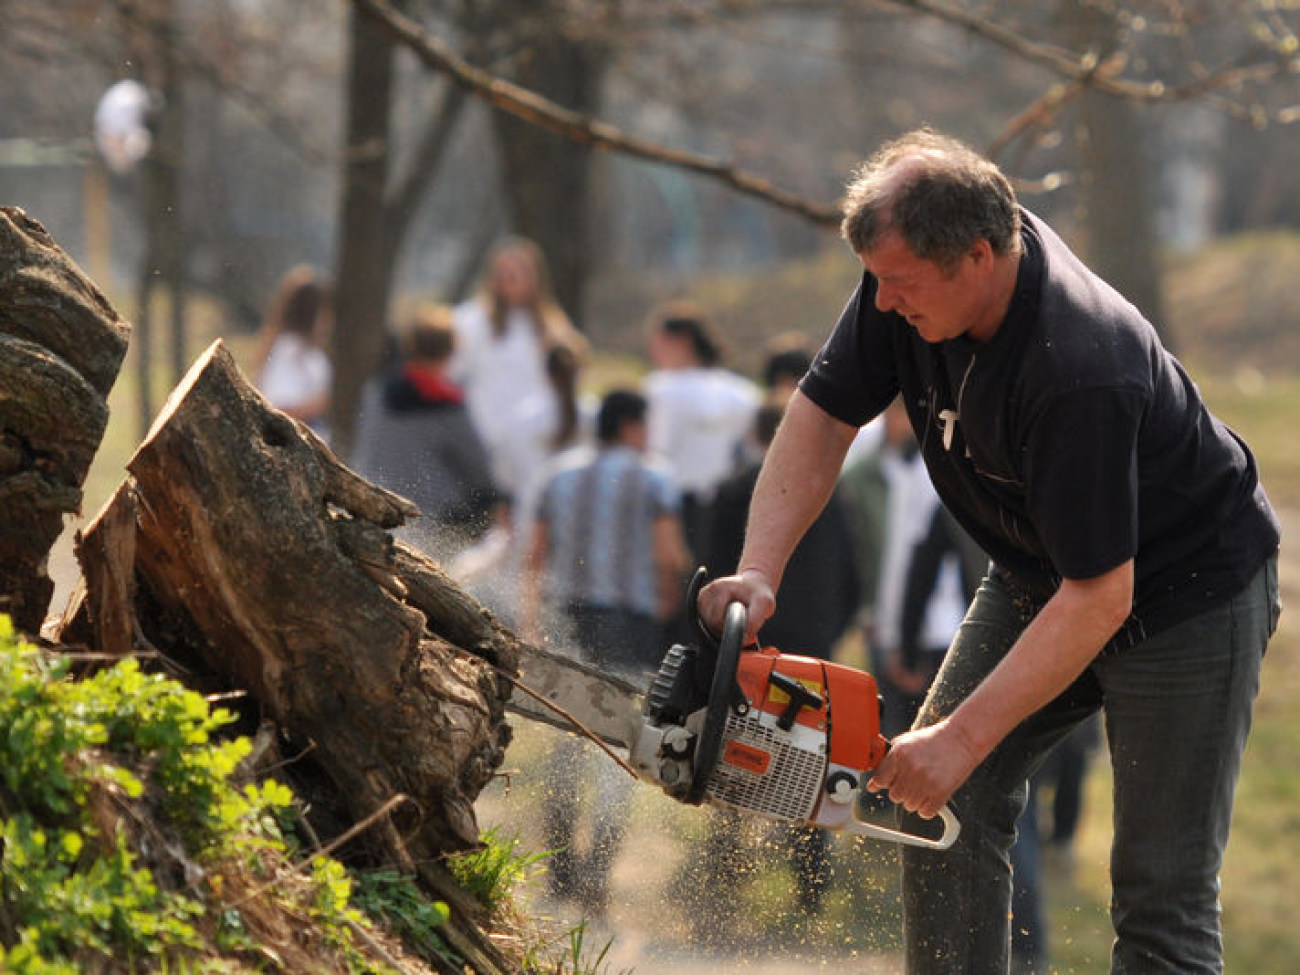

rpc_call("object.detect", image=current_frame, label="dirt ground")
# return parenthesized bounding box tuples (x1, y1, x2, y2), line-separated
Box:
(476, 737, 908, 974)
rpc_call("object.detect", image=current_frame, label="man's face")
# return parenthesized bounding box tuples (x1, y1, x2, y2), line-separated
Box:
(859, 230, 993, 344)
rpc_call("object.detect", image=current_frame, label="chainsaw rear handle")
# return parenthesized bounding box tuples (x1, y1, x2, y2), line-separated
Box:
(845, 800, 961, 851)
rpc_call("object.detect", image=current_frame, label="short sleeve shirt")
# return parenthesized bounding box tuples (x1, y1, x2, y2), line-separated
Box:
(801, 211, 1279, 642)
(536, 446, 681, 617)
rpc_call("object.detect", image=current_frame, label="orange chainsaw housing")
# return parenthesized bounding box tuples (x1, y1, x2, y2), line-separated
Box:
(731, 645, 889, 776)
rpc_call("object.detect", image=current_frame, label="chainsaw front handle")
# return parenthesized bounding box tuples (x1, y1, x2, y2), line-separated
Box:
(845, 801, 961, 850)
(685, 597, 747, 804)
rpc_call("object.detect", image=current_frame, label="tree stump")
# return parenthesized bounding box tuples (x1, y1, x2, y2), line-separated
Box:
(61, 339, 521, 859)
(0, 207, 130, 634)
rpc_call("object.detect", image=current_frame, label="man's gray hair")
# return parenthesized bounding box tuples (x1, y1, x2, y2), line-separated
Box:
(840, 129, 1021, 270)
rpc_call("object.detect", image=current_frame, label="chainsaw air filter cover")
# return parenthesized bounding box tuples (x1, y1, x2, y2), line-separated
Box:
(704, 707, 826, 822)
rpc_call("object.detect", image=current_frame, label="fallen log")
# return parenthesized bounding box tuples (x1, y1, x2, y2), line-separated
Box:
(0, 207, 129, 634)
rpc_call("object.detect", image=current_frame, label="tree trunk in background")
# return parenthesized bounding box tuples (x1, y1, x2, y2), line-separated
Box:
(330, 5, 396, 460)
(0, 208, 130, 635)
(491, 1, 610, 327)
(1060, 0, 1172, 348)
(133, 0, 191, 438)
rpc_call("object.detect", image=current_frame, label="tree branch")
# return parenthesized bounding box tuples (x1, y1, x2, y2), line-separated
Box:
(351, 0, 843, 229)
(880, 0, 1300, 126)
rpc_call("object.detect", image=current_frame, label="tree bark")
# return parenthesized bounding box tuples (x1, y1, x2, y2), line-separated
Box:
(0, 207, 130, 635)
(1059, 0, 1170, 346)
(59, 339, 520, 858)
(330, 4, 397, 461)
(488, 0, 610, 324)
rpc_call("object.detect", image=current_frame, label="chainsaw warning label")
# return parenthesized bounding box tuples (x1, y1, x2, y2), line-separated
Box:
(722, 740, 772, 775)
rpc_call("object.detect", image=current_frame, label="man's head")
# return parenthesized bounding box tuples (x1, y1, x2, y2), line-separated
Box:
(597, 389, 648, 448)
(841, 129, 1020, 265)
(841, 129, 1022, 343)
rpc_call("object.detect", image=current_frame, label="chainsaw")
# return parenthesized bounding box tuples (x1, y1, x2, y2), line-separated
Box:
(509, 569, 959, 851)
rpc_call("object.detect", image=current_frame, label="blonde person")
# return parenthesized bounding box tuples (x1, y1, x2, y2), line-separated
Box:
(449, 238, 589, 618)
(451, 237, 587, 502)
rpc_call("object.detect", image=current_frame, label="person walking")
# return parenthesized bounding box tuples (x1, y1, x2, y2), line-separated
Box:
(522, 389, 689, 919)
(700, 401, 862, 920)
(698, 128, 1280, 973)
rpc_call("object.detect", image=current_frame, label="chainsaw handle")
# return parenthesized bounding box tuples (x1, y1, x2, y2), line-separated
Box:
(845, 801, 961, 851)
(685, 598, 747, 804)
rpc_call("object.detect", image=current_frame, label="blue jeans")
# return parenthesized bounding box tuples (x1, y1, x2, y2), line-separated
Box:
(900, 555, 1279, 974)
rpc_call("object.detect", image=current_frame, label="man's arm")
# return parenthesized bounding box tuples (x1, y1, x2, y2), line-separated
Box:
(868, 559, 1134, 818)
(698, 390, 859, 641)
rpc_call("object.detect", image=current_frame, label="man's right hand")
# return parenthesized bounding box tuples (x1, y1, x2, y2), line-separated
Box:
(698, 568, 777, 645)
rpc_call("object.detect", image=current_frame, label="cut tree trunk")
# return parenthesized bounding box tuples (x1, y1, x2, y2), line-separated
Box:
(0, 207, 130, 635)
(57, 339, 522, 866)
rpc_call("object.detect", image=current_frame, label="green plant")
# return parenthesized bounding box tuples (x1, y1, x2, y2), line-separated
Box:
(352, 868, 453, 967)
(0, 615, 399, 972)
(521, 920, 628, 975)
(448, 826, 549, 914)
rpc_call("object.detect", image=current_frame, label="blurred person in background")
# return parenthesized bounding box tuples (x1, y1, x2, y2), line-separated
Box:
(859, 398, 984, 739)
(449, 236, 588, 617)
(760, 331, 816, 408)
(350, 304, 499, 565)
(451, 236, 586, 499)
(691, 400, 861, 922)
(254, 264, 333, 442)
(643, 301, 760, 597)
(521, 389, 689, 919)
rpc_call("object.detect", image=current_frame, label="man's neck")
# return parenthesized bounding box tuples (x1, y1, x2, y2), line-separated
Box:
(966, 249, 1023, 343)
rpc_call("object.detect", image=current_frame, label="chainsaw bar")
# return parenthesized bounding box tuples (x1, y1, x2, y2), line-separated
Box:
(506, 637, 646, 751)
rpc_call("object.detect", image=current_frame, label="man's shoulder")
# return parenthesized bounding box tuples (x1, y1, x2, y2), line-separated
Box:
(1014, 211, 1162, 393)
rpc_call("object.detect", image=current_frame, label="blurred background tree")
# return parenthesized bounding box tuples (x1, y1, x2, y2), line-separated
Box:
(1, 0, 1296, 448)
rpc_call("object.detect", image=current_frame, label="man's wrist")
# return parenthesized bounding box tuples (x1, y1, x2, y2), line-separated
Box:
(942, 708, 999, 766)
(736, 564, 776, 589)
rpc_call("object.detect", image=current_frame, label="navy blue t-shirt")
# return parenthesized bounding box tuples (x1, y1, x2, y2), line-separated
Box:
(801, 211, 1279, 644)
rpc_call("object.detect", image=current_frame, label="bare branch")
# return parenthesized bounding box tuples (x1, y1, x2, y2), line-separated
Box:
(110, 0, 336, 165)
(351, 0, 843, 228)
(880, 0, 1300, 125)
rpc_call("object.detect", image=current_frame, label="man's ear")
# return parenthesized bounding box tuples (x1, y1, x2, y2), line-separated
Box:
(968, 238, 995, 268)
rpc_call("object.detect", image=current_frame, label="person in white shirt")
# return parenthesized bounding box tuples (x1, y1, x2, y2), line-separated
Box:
(451, 237, 587, 502)
(449, 237, 588, 619)
(254, 265, 333, 442)
(643, 301, 760, 561)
